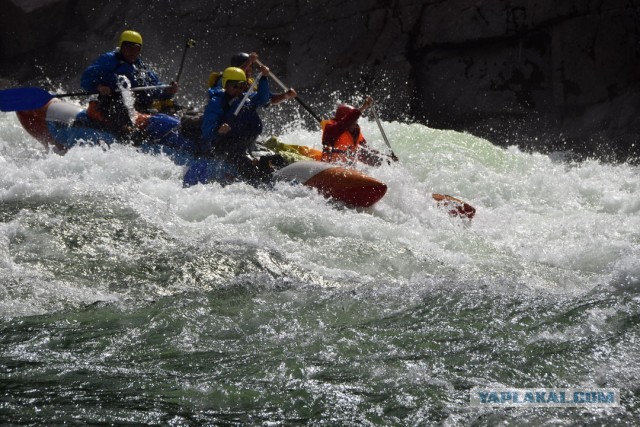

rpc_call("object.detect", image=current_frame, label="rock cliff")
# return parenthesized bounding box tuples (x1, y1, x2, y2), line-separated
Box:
(2, 0, 640, 160)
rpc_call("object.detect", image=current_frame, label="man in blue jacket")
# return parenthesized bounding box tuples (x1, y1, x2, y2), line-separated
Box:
(81, 30, 178, 131)
(201, 65, 270, 154)
(194, 65, 292, 185)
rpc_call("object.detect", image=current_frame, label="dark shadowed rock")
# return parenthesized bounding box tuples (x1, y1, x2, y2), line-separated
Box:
(1, 0, 639, 161)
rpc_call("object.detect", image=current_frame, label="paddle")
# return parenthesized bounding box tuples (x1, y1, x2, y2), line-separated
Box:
(233, 72, 263, 116)
(0, 85, 171, 112)
(369, 103, 397, 160)
(431, 193, 477, 219)
(175, 38, 196, 83)
(254, 59, 322, 123)
(368, 98, 476, 219)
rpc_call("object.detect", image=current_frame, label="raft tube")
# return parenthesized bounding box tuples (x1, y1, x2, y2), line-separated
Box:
(273, 161, 387, 208)
(15, 100, 387, 208)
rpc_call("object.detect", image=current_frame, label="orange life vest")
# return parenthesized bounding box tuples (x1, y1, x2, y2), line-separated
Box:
(87, 100, 106, 122)
(321, 119, 366, 163)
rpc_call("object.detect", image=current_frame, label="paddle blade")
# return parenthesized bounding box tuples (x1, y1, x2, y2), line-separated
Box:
(432, 193, 476, 219)
(0, 87, 55, 112)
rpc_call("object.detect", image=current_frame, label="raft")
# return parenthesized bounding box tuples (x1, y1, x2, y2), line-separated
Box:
(15, 99, 387, 208)
(263, 135, 476, 220)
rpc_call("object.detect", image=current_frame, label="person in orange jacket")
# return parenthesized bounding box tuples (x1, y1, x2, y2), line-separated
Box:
(321, 96, 397, 166)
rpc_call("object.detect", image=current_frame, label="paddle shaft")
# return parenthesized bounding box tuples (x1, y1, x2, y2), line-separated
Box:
(255, 59, 322, 123)
(369, 102, 398, 162)
(113, 85, 171, 94)
(233, 72, 263, 116)
(370, 104, 392, 151)
(369, 100, 475, 218)
(59, 84, 171, 98)
(175, 39, 196, 83)
(0, 85, 172, 112)
(66, 84, 172, 99)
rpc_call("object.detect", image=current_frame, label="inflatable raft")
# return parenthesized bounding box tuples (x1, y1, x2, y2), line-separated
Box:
(265, 138, 476, 220)
(15, 99, 387, 208)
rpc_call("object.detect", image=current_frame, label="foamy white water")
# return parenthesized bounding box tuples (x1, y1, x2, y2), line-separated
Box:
(2, 112, 639, 314)
(1, 109, 639, 425)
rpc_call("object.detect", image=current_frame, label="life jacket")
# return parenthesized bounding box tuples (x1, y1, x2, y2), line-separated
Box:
(109, 53, 161, 110)
(212, 99, 263, 155)
(87, 100, 106, 123)
(321, 119, 366, 163)
(81, 51, 165, 116)
(150, 98, 178, 114)
(208, 71, 222, 88)
(86, 99, 150, 134)
(86, 98, 133, 132)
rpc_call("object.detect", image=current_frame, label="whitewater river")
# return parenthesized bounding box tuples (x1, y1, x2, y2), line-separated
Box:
(1, 108, 639, 425)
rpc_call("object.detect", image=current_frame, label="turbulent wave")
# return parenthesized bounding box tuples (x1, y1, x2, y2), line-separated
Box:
(1, 109, 639, 424)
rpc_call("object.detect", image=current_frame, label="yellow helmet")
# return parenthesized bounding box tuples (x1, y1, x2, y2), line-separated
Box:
(119, 30, 143, 47)
(221, 67, 247, 88)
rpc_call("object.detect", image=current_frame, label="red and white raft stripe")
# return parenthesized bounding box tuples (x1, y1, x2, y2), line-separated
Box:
(16, 100, 83, 150)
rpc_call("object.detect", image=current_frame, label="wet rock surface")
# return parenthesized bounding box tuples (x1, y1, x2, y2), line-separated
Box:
(2, 0, 640, 161)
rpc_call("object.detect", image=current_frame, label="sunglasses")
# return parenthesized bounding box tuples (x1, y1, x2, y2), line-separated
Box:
(228, 81, 246, 89)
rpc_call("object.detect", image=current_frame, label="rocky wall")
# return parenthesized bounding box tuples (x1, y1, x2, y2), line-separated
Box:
(2, 0, 639, 160)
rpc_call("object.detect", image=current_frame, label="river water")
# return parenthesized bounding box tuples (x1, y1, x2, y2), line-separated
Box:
(1, 109, 639, 425)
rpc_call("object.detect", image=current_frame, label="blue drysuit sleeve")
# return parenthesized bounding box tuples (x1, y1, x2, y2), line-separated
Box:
(251, 76, 272, 108)
(81, 52, 169, 101)
(201, 93, 226, 143)
(80, 52, 119, 92)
